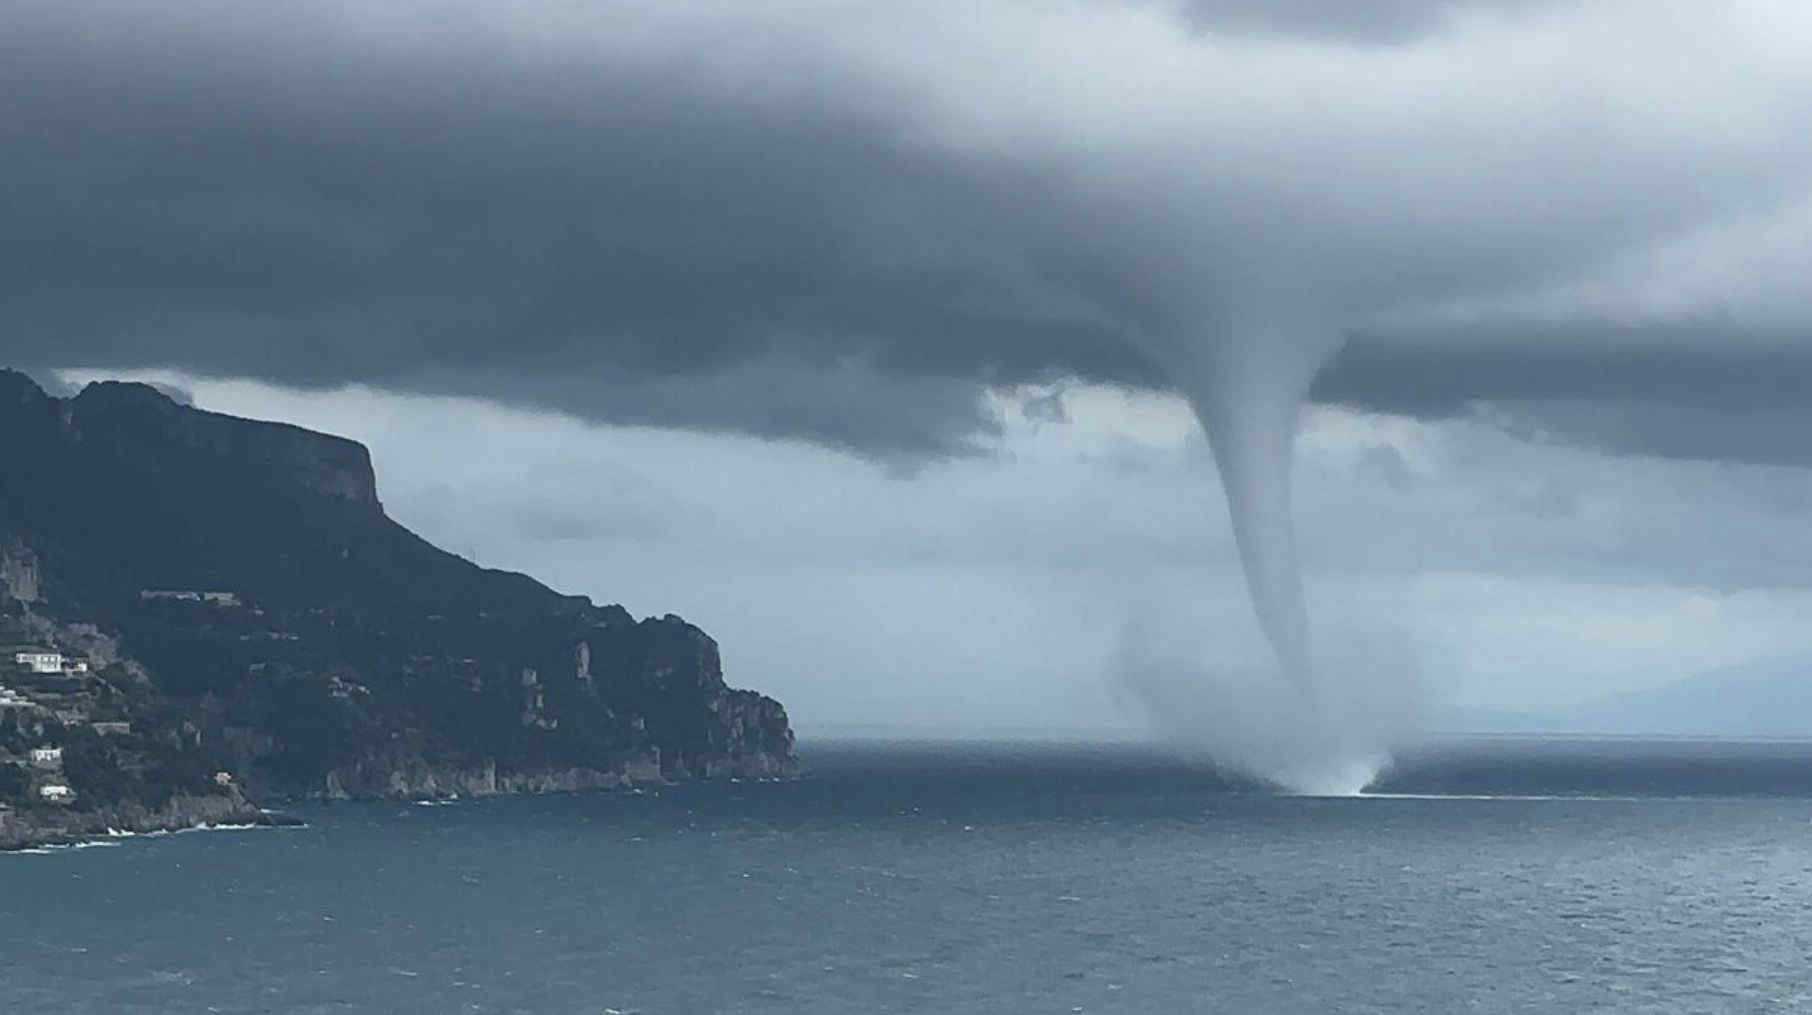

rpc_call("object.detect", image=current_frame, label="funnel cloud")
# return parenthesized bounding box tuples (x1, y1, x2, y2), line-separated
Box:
(1142, 327, 1345, 690)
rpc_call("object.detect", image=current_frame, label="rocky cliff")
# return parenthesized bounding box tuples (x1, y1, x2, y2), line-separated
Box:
(0, 368, 796, 844)
(0, 788, 279, 852)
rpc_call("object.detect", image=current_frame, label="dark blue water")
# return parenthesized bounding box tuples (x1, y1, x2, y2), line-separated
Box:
(7, 739, 1812, 1013)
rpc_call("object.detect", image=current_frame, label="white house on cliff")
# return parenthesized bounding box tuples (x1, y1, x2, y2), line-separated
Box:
(14, 651, 63, 674)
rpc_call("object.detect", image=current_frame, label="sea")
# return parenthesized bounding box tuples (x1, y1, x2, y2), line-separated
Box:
(6, 738, 1812, 1014)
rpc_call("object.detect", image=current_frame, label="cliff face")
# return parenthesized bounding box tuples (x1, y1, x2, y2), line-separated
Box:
(0, 368, 796, 833)
(69, 381, 383, 508)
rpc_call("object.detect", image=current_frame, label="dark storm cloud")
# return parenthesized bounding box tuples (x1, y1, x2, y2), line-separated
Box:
(1320, 329, 1812, 419)
(417, 359, 1018, 461)
(1317, 332, 1812, 466)
(1170, 0, 1561, 44)
(5, 0, 1812, 463)
(0, 1, 1159, 455)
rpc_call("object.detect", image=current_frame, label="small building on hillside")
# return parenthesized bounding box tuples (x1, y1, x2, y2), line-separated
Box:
(13, 651, 64, 674)
(140, 589, 242, 608)
(91, 722, 132, 736)
(28, 746, 62, 768)
(37, 784, 74, 803)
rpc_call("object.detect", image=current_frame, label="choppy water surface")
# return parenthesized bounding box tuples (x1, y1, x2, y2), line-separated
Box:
(6, 739, 1812, 1013)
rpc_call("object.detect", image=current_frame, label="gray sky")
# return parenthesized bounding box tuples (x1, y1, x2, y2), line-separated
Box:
(13, 1, 1812, 738)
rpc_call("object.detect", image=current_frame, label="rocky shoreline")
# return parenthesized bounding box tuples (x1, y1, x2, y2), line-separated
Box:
(307, 745, 794, 802)
(2, 755, 802, 851)
(0, 789, 293, 852)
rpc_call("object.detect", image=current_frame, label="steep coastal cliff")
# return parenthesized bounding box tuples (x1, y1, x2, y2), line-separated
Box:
(0, 369, 796, 846)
